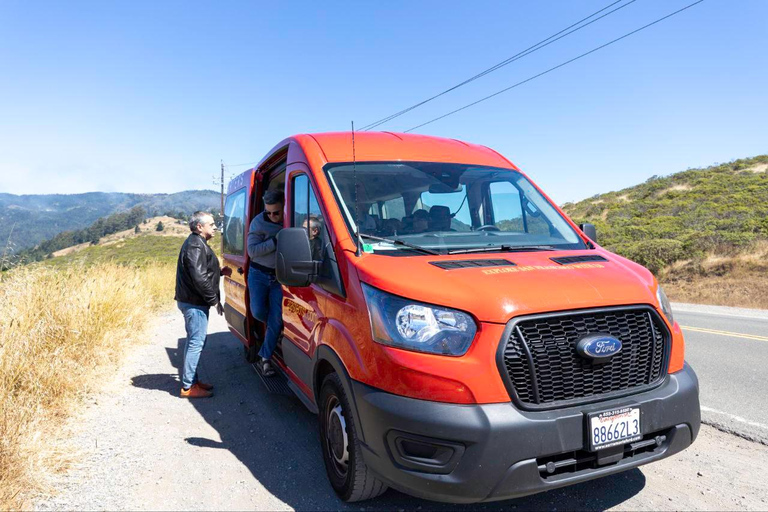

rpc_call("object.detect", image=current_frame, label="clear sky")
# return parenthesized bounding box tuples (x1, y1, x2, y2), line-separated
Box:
(1, 0, 766, 204)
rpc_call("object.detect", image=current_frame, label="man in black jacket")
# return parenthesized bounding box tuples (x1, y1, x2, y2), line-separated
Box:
(175, 211, 231, 398)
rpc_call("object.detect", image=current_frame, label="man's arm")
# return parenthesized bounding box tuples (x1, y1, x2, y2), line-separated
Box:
(184, 243, 218, 306)
(247, 219, 277, 259)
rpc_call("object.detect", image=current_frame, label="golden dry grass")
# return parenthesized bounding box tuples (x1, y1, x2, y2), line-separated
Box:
(662, 241, 768, 309)
(0, 263, 175, 509)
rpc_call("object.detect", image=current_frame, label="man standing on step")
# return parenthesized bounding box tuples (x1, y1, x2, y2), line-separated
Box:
(175, 211, 232, 398)
(247, 189, 285, 378)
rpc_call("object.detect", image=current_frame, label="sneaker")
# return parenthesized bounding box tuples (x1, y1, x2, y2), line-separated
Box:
(180, 383, 213, 398)
(196, 381, 214, 391)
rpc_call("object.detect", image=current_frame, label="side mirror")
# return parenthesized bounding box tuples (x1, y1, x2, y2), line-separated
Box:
(579, 223, 597, 244)
(275, 228, 319, 287)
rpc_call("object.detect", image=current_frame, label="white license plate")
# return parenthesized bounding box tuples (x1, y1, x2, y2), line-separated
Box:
(588, 406, 641, 451)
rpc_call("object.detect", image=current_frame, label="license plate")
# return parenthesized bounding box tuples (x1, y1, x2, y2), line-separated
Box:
(588, 406, 641, 451)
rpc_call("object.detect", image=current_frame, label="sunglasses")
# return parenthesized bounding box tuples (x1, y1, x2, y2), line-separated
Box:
(265, 210, 282, 217)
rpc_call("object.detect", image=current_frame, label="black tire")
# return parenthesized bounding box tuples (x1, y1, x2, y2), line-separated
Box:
(318, 373, 388, 502)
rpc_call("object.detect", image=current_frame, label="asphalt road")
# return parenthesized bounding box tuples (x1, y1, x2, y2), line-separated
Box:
(673, 302, 768, 444)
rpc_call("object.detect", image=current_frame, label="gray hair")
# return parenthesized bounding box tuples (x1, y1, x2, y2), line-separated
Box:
(189, 211, 212, 233)
(304, 216, 321, 230)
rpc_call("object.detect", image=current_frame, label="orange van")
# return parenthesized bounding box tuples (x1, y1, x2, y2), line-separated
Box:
(221, 132, 700, 503)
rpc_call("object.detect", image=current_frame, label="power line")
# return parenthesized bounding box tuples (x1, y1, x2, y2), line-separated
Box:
(361, 0, 638, 131)
(223, 160, 260, 168)
(403, 0, 704, 133)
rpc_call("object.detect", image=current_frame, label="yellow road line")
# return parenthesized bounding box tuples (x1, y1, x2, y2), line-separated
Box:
(680, 325, 768, 342)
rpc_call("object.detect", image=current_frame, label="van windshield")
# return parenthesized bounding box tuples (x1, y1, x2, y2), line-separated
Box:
(325, 162, 586, 254)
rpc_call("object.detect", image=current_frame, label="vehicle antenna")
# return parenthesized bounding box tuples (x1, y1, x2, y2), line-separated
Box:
(352, 121, 362, 257)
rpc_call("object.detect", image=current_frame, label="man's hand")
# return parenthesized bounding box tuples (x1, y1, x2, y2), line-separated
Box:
(221, 266, 233, 277)
(216, 303, 224, 316)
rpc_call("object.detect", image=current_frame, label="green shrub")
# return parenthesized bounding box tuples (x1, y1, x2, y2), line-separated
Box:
(563, 155, 768, 270)
(614, 239, 685, 274)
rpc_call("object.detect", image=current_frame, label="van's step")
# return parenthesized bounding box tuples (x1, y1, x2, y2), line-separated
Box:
(251, 362, 293, 396)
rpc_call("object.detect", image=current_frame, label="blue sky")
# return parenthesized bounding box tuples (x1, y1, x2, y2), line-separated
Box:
(0, 0, 765, 204)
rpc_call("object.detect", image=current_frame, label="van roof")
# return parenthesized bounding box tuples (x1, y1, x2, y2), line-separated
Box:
(300, 132, 519, 170)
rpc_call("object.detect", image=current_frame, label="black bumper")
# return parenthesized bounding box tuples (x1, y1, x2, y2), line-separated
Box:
(351, 363, 700, 504)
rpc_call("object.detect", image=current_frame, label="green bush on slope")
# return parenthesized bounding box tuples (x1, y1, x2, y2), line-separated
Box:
(562, 155, 768, 271)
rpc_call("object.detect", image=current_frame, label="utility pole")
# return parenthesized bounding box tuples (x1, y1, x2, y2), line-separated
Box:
(220, 159, 225, 216)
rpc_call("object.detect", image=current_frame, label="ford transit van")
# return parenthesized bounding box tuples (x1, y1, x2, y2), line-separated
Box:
(221, 132, 700, 503)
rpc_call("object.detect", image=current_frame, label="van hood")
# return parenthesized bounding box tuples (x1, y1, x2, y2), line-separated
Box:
(355, 250, 659, 323)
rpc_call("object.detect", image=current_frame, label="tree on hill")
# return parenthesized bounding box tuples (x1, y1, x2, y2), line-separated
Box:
(134, 225, 140, 234)
(156, 221, 164, 232)
(210, 209, 223, 226)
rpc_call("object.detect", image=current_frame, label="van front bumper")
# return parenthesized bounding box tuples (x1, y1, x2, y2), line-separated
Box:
(352, 363, 700, 504)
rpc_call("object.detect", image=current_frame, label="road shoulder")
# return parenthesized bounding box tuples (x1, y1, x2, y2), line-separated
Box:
(34, 309, 768, 511)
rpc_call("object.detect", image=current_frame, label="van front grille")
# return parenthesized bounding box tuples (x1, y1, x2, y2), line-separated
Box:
(499, 307, 668, 408)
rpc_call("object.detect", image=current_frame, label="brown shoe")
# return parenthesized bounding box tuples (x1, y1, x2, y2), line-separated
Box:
(180, 384, 213, 398)
(196, 381, 213, 391)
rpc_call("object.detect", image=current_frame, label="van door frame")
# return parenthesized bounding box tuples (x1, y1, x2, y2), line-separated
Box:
(243, 149, 289, 358)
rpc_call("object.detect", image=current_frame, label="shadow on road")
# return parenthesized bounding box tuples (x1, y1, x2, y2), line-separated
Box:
(131, 332, 646, 511)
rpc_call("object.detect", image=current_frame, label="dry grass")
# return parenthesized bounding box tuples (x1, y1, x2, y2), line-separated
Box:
(664, 274, 768, 309)
(0, 263, 175, 509)
(655, 184, 693, 197)
(745, 163, 767, 173)
(662, 241, 768, 309)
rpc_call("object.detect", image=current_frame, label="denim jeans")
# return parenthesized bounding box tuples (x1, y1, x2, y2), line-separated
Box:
(248, 268, 283, 360)
(177, 301, 210, 389)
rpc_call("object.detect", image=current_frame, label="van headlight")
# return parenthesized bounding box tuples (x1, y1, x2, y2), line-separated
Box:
(656, 285, 674, 324)
(362, 283, 477, 356)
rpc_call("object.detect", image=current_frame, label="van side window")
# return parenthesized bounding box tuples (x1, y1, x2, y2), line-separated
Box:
(293, 174, 328, 265)
(223, 188, 246, 255)
(291, 174, 345, 296)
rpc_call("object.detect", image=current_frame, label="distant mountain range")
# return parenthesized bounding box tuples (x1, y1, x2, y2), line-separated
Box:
(0, 190, 221, 252)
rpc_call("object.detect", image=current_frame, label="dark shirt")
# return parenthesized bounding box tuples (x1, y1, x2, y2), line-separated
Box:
(309, 237, 323, 261)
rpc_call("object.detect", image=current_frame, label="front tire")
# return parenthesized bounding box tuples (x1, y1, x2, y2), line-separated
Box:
(318, 373, 387, 502)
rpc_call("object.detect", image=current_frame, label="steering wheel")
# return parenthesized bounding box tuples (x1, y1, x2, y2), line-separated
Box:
(475, 224, 500, 231)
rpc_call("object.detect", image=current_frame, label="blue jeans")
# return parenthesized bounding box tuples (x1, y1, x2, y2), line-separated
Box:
(177, 301, 210, 389)
(248, 268, 283, 360)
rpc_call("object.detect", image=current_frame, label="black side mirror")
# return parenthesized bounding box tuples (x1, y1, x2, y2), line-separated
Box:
(579, 223, 597, 244)
(275, 228, 319, 287)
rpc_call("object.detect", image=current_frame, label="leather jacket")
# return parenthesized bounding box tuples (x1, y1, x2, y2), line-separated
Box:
(175, 233, 221, 307)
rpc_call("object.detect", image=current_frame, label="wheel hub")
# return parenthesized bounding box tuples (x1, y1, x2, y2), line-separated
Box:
(326, 401, 349, 475)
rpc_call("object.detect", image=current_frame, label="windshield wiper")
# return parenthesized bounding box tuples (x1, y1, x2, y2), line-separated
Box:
(359, 234, 441, 255)
(448, 245, 557, 255)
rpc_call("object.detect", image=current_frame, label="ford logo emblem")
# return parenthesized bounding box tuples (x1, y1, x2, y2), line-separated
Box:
(576, 334, 622, 360)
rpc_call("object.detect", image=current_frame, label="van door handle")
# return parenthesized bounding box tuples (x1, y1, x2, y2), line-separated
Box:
(237, 267, 244, 275)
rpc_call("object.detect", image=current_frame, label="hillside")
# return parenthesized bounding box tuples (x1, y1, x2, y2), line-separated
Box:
(562, 155, 768, 308)
(0, 190, 220, 252)
(43, 216, 217, 268)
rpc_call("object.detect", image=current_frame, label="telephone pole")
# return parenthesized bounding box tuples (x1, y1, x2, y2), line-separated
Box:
(220, 160, 225, 216)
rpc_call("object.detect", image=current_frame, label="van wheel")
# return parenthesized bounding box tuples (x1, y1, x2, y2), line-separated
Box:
(319, 373, 388, 502)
